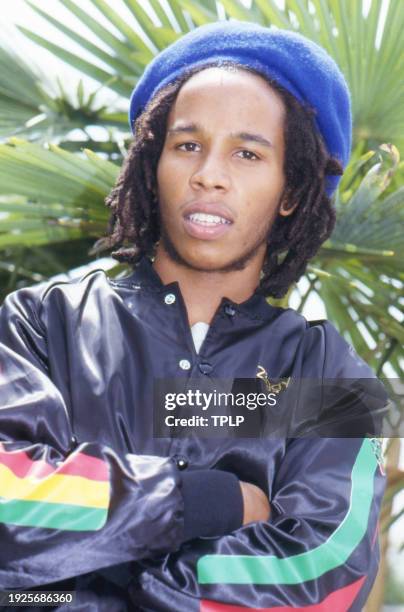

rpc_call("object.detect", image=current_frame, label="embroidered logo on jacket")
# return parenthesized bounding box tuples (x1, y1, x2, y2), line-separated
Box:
(256, 365, 290, 394)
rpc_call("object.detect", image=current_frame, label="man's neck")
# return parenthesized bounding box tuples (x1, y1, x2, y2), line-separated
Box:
(153, 252, 262, 326)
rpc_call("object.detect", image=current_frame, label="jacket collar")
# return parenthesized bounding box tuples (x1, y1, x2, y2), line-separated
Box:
(125, 257, 280, 322)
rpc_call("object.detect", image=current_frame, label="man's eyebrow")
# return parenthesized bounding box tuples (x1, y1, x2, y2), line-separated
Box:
(232, 131, 273, 148)
(167, 123, 200, 135)
(167, 123, 273, 148)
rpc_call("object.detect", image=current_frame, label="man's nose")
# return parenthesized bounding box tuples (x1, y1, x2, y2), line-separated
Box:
(190, 153, 231, 191)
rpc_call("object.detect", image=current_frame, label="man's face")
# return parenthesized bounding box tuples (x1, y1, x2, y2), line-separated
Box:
(156, 67, 288, 273)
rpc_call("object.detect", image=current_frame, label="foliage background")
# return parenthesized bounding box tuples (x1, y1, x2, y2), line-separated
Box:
(0, 0, 403, 607)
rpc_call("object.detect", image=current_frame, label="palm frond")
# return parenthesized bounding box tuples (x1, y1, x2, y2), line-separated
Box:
(0, 139, 117, 249)
(0, 41, 127, 142)
(289, 145, 404, 377)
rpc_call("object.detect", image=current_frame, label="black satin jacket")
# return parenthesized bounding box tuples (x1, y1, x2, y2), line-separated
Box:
(0, 258, 386, 611)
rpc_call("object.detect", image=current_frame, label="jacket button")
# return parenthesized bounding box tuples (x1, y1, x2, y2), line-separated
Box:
(199, 362, 213, 375)
(173, 455, 188, 470)
(164, 293, 176, 305)
(224, 304, 236, 316)
(179, 359, 191, 370)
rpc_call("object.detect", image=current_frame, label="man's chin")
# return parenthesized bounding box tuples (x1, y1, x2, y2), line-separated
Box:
(160, 232, 263, 274)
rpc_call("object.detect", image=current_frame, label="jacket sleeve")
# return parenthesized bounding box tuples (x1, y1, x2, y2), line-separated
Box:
(131, 322, 387, 612)
(0, 284, 241, 589)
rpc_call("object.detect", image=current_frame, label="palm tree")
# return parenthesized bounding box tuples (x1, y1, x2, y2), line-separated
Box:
(0, 3, 403, 605)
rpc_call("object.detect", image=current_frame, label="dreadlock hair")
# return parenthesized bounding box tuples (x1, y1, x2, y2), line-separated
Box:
(97, 62, 342, 298)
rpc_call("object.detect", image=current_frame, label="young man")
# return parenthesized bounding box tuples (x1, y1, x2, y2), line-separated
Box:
(0, 21, 387, 611)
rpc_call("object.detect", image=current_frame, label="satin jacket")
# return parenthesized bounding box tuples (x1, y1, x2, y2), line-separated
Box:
(0, 257, 387, 611)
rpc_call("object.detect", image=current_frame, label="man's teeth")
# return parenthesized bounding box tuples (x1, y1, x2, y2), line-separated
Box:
(188, 212, 230, 225)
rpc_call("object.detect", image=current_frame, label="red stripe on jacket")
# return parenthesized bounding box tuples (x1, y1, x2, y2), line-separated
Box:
(200, 575, 366, 611)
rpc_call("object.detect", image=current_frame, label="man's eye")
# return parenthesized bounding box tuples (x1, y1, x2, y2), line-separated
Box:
(177, 142, 200, 152)
(237, 150, 260, 161)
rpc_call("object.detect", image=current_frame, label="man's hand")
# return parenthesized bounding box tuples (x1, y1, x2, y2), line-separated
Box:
(240, 481, 270, 525)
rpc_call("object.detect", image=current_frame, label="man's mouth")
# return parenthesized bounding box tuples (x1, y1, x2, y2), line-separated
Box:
(186, 212, 232, 226)
(183, 211, 233, 241)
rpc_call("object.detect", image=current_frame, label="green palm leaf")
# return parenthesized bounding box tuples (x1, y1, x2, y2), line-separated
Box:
(0, 138, 117, 249)
(289, 145, 404, 377)
(0, 42, 127, 143)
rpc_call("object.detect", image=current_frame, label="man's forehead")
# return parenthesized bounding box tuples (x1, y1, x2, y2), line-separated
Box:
(166, 69, 285, 140)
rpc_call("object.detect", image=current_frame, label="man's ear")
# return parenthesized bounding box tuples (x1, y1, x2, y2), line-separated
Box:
(278, 193, 298, 217)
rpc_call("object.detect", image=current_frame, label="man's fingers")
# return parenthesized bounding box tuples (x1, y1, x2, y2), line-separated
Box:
(240, 481, 270, 525)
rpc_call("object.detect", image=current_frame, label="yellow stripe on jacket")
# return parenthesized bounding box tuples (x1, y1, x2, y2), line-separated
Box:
(0, 463, 109, 509)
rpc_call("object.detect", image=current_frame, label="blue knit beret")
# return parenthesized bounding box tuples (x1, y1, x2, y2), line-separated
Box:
(129, 20, 352, 195)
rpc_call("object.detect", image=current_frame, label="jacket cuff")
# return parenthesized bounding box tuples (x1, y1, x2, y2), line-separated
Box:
(181, 469, 243, 541)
